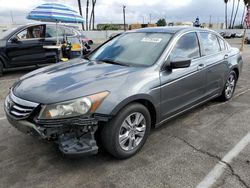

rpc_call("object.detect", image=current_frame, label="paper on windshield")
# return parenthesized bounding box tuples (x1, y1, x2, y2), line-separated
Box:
(141, 38, 162, 43)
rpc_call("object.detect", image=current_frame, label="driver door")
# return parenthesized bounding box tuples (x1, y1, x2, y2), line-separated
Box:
(6, 25, 47, 67)
(160, 32, 206, 121)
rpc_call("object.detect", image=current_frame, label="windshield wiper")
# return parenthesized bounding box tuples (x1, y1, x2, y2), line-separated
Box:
(98, 59, 129, 66)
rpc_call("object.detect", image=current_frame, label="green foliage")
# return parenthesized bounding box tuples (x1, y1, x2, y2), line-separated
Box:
(156, 18, 167, 26)
(97, 24, 120, 30)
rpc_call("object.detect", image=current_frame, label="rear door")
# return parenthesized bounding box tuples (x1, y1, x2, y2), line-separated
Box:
(5, 25, 47, 67)
(198, 32, 229, 97)
(160, 32, 206, 120)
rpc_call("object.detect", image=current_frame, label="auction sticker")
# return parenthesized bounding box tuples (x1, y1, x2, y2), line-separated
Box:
(141, 38, 162, 43)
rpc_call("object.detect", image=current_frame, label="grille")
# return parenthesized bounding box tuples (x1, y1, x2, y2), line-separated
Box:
(6, 90, 39, 119)
(9, 102, 35, 119)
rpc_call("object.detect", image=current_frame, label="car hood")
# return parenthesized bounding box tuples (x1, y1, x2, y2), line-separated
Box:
(13, 58, 140, 104)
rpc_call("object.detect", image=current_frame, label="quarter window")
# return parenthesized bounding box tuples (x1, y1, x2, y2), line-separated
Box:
(200, 32, 220, 55)
(217, 37, 226, 51)
(170, 32, 200, 60)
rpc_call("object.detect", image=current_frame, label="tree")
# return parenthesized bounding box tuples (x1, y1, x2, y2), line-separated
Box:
(77, 0, 85, 30)
(86, 0, 89, 30)
(156, 18, 167, 26)
(232, 0, 240, 28)
(224, 0, 229, 29)
(89, 0, 97, 30)
(97, 24, 120, 30)
(229, 0, 235, 28)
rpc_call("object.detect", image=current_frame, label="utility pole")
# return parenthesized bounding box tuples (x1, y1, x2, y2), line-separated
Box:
(77, 0, 85, 30)
(149, 13, 152, 24)
(123, 5, 126, 31)
(10, 11, 14, 24)
(141, 16, 145, 24)
(209, 15, 212, 27)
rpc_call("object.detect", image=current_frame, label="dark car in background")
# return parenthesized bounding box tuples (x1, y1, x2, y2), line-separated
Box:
(224, 31, 234, 38)
(220, 31, 242, 39)
(5, 27, 243, 159)
(245, 34, 250, 44)
(0, 23, 86, 75)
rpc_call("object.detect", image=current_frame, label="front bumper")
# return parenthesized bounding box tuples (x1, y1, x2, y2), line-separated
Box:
(6, 111, 100, 156)
(4, 92, 111, 156)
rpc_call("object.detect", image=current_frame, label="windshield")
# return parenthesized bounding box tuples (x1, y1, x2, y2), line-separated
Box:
(0, 28, 17, 39)
(89, 32, 172, 66)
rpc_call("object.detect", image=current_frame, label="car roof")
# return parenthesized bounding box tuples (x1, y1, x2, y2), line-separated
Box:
(130, 26, 217, 35)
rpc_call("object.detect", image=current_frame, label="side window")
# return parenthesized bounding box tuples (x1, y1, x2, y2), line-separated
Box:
(16, 25, 44, 40)
(217, 37, 226, 51)
(200, 32, 220, 56)
(45, 25, 63, 38)
(170, 32, 200, 60)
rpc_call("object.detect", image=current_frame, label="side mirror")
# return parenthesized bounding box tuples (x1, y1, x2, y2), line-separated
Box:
(10, 36, 19, 43)
(169, 58, 191, 69)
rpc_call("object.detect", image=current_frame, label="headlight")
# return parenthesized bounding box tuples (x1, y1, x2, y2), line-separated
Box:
(38, 91, 109, 119)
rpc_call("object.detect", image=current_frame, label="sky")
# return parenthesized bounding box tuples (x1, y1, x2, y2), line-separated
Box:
(0, 0, 246, 26)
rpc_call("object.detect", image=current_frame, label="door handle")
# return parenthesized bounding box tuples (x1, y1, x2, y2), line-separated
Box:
(197, 64, 205, 70)
(224, 54, 229, 59)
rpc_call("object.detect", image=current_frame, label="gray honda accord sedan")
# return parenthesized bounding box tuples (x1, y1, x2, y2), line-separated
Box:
(5, 27, 243, 159)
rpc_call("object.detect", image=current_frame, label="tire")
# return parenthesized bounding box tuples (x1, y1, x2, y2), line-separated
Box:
(101, 103, 151, 159)
(219, 70, 237, 101)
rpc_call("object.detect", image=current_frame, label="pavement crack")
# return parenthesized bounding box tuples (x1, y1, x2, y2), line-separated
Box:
(214, 173, 230, 188)
(173, 135, 250, 188)
(226, 162, 250, 188)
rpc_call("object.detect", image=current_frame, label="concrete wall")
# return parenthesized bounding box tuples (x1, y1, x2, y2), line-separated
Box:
(215, 29, 250, 34)
(85, 29, 250, 44)
(83, 30, 124, 43)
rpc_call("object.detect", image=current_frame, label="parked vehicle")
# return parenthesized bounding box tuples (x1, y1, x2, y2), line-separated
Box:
(219, 31, 226, 38)
(235, 32, 243, 38)
(0, 23, 83, 75)
(245, 34, 250, 44)
(5, 27, 243, 159)
(223, 31, 233, 38)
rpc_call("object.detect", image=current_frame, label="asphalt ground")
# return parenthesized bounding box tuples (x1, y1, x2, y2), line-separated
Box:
(0, 38, 249, 188)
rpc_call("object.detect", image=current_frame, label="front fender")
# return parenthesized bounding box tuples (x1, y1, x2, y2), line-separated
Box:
(110, 94, 159, 115)
(95, 92, 161, 124)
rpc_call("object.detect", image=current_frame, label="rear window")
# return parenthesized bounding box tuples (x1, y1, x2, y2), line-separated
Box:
(45, 25, 63, 38)
(61, 27, 75, 37)
(200, 32, 220, 56)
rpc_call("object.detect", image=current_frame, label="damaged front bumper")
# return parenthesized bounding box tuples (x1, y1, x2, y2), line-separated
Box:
(6, 112, 110, 156)
(4, 91, 111, 156)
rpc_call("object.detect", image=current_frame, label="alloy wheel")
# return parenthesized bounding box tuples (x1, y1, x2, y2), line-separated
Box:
(225, 74, 236, 99)
(118, 112, 146, 151)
